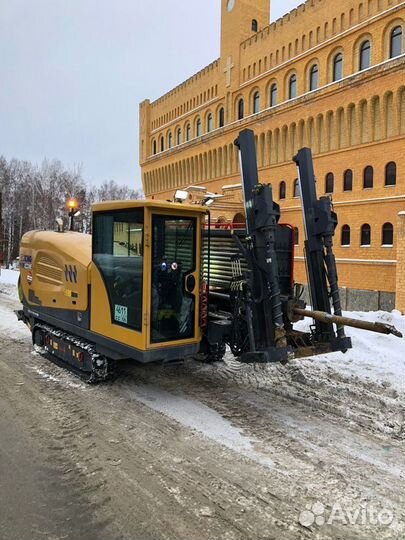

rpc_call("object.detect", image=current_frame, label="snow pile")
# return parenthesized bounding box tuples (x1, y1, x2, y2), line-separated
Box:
(295, 310, 405, 391)
(0, 268, 19, 286)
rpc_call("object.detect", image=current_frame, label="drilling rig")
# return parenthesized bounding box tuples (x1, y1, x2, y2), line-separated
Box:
(16, 129, 402, 382)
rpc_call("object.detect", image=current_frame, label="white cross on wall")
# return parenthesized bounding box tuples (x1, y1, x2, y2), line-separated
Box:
(224, 56, 234, 88)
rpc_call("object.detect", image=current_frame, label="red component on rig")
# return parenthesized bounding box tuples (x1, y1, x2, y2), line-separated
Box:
(200, 281, 209, 329)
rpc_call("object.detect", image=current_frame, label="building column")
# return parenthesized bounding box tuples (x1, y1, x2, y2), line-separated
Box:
(395, 211, 405, 314)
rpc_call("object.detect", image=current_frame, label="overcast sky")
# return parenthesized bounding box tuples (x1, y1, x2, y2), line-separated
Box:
(0, 0, 302, 189)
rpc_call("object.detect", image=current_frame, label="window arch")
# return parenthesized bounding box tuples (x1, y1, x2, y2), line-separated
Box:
(152, 140, 157, 155)
(196, 118, 202, 137)
(294, 227, 299, 245)
(289, 74, 297, 99)
(343, 169, 353, 191)
(293, 178, 300, 198)
(309, 64, 319, 91)
(385, 161, 396, 186)
(207, 113, 213, 133)
(237, 98, 244, 120)
(390, 26, 403, 58)
(363, 165, 374, 188)
(186, 123, 191, 142)
(279, 181, 286, 200)
(176, 128, 182, 146)
(168, 132, 173, 149)
(325, 172, 334, 193)
(359, 40, 371, 70)
(341, 225, 351, 246)
(253, 91, 260, 114)
(270, 83, 277, 107)
(233, 213, 246, 228)
(160, 136, 164, 152)
(252, 19, 258, 32)
(382, 222, 394, 245)
(361, 224, 371, 246)
(333, 52, 343, 81)
(218, 107, 225, 128)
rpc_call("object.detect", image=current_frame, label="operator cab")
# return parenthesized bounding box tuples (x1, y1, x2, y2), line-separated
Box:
(90, 201, 207, 361)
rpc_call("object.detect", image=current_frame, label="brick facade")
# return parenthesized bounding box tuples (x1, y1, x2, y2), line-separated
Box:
(140, 0, 405, 298)
(396, 212, 405, 312)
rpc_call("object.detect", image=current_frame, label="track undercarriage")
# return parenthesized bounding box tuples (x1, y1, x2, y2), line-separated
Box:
(30, 321, 115, 384)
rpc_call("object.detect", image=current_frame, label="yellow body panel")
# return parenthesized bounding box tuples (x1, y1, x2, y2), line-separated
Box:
(89, 261, 147, 350)
(20, 230, 91, 312)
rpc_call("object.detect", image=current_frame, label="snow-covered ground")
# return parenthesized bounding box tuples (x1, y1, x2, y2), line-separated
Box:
(0, 268, 19, 286)
(295, 310, 405, 391)
(1, 268, 404, 538)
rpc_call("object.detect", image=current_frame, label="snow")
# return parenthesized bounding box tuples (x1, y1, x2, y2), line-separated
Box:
(125, 384, 276, 469)
(27, 361, 85, 390)
(0, 269, 28, 337)
(0, 268, 20, 286)
(295, 309, 405, 391)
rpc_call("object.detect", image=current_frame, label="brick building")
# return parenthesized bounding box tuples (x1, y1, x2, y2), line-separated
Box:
(139, 0, 405, 310)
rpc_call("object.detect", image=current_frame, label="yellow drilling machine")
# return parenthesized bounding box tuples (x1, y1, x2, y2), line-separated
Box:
(16, 130, 402, 382)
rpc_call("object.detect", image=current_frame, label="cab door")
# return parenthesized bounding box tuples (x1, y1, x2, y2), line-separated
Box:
(148, 210, 200, 348)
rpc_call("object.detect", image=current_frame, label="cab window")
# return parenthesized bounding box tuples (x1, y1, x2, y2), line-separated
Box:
(93, 209, 144, 331)
(151, 215, 196, 343)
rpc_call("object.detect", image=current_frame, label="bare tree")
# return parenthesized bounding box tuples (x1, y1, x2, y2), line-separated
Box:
(0, 156, 143, 265)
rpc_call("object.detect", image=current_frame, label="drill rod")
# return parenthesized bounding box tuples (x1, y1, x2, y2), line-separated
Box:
(293, 308, 403, 338)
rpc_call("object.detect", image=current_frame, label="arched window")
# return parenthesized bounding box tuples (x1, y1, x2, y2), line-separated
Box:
(233, 213, 246, 228)
(279, 181, 286, 200)
(253, 91, 260, 114)
(390, 26, 403, 58)
(294, 227, 299, 245)
(385, 161, 397, 186)
(289, 75, 297, 99)
(176, 128, 182, 146)
(160, 136, 164, 152)
(309, 64, 319, 91)
(168, 132, 173, 149)
(382, 222, 394, 245)
(343, 169, 353, 191)
(341, 225, 351, 246)
(196, 118, 202, 137)
(270, 83, 277, 107)
(207, 113, 213, 132)
(252, 19, 258, 32)
(218, 107, 225, 128)
(293, 178, 300, 198)
(238, 98, 244, 120)
(333, 53, 343, 81)
(325, 172, 334, 193)
(152, 140, 157, 155)
(363, 165, 374, 188)
(359, 40, 371, 70)
(361, 224, 371, 246)
(186, 123, 191, 142)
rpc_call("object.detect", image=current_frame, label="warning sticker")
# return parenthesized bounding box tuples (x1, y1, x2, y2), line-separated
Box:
(114, 305, 128, 324)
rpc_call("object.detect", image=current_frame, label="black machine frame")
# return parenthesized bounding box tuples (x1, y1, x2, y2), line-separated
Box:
(204, 128, 352, 363)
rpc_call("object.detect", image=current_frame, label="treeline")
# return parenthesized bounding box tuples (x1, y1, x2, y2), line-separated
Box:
(0, 156, 142, 264)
